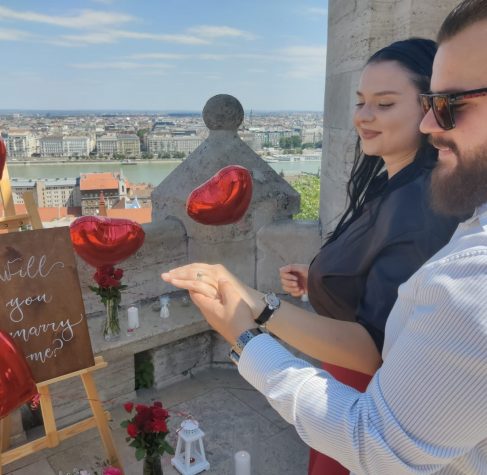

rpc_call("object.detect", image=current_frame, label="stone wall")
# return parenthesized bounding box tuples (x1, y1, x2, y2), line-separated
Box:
(320, 0, 460, 235)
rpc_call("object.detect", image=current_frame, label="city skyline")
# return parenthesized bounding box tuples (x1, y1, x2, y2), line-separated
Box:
(0, 1, 328, 111)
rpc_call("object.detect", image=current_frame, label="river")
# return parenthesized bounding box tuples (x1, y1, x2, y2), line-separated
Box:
(7, 159, 321, 186)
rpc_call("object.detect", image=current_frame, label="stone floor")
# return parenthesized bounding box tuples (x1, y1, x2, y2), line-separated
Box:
(4, 368, 308, 475)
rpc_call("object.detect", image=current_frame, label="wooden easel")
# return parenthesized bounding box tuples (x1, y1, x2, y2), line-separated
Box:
(0, 165, 124, 474)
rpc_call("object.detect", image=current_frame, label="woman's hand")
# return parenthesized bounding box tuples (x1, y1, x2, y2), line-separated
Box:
(279, 264, 309, 297)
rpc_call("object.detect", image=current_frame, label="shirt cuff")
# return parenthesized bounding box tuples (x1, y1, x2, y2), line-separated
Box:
(238, 333, 314, 392)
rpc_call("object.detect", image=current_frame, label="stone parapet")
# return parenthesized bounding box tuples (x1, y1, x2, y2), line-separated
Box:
(151, 94, 300, 288)
(19, 93, 315, 443)
(256, 220, 322, 292)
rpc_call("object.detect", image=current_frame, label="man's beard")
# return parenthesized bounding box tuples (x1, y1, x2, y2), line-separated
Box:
(430, 138, 487, 217)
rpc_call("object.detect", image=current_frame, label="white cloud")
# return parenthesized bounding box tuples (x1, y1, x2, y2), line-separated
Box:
(188, 25, 256, 40)
(128, 53, 188, 60)
(61, 30, 209, 46)
(0, 28, 32, 41)
(0, 6, 134, 29)
(71, 61, 173, 70)
(304, 7, 328, 17)
(281, 45, 326, 59)
(279, 45, 327, 79)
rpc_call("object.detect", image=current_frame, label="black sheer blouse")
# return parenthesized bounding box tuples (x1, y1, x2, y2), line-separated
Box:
(307, 152, 459, 352)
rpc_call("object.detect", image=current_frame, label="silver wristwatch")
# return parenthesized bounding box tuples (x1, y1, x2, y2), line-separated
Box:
(229, 328, 263, 365)
(254, 292, 281, 327)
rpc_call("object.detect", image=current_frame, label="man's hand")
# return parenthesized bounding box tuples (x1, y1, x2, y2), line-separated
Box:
(162, 263, 265, 318)
(190, 279, 257, 344)
(161, 263, 233, 298)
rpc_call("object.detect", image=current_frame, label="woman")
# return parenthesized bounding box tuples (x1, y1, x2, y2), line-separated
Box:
(279, 37, 460, 475)
(162, 38, 460, 475)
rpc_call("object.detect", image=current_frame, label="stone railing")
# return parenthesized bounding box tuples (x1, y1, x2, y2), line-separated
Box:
(10, 95, 322, 446)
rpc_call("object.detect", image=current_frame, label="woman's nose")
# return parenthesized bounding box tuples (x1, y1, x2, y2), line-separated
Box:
(354, 103, 374, 122)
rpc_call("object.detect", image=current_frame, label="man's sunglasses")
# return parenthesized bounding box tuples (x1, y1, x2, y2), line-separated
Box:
(419, 87, 487, 130)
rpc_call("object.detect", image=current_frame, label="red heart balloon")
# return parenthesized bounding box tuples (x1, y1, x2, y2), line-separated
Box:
(70, 216, 145, 268)
(0, 330, 37, 419)
(186, 165, 253, 225)
(0, 138, 7, 180)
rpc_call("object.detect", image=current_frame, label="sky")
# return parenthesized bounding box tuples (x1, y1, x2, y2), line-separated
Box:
(0, 1, 328, 112)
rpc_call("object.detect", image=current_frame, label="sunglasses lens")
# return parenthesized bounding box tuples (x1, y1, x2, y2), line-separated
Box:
(420, 96, 431, 115)
(433, 96, 453, 130)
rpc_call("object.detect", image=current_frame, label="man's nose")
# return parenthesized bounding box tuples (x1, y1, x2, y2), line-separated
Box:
(420, 108, 444, 134)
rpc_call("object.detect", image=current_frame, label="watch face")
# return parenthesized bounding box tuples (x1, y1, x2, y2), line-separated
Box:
(265, 292, 280, 309)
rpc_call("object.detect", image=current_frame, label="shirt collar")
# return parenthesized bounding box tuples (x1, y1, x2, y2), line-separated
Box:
(476, 202, 487, 227)
(462, 202, 487, 226)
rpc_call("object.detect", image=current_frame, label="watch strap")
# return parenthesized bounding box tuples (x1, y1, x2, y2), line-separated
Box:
(229, 328, 263, 365)
(255, 305, 274, 325)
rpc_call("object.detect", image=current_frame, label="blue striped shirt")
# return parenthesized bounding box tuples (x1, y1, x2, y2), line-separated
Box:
(239, 204, 487, 474)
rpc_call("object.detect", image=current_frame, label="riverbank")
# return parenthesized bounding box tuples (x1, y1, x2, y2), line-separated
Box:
(7, 159, 321, 186)
(8, 159, 184, 166)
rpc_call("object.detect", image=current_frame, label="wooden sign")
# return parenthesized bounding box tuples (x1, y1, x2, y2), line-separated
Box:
(0, 227, 94, 383)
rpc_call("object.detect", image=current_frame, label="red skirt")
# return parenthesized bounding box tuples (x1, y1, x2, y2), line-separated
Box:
(308, 362, 372, 475)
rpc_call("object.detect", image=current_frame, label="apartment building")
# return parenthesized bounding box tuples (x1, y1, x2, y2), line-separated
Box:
(39, 136, 92, 157)
(117, 134, 141, 157)
(96, 134, 141, 157)
(146, 133, 203, 156)
(2, 130, 37, 158)
(301, 127, 323, 145)
(251, 128, 294, 147)
(62, 136, 91, 157)
(11, 177, 80, 208)
(96, 134, 118, 156)
(40, 136, 63, 157)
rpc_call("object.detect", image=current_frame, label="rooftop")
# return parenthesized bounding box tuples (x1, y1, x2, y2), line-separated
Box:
(80, 173, 125, 191)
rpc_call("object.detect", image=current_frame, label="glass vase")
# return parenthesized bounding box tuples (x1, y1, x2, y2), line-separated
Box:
(103, 297, 121, 341)
(143, 455, 163, 475)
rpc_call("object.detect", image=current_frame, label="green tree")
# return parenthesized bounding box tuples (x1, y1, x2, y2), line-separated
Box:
(137, 128, 149, 138)
(292, 174, 320, 221)
(291, 135, 302, 148)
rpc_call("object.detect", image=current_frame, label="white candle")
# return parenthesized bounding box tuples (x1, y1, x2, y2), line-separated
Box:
(234, 450, 251, 475)
(127, 306, 139, 329)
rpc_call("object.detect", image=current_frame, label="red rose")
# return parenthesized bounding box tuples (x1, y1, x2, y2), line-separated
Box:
(123, 402, 134, 413)
(127, 423, 138, 438)
(152, 419, 168, 433)
(106, 277, 121, 287)
(143, 420, 154, 432)
(114, 268, 124, 280)
(152, 407, 169, 421)
(99, 264, 115, 276)
(153, 401, 163, 408)
(135, 404, 149, 414)
(98, 275, 112, 288)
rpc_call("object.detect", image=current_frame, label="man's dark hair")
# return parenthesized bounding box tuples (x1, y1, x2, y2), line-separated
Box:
(438, 0, 487, 43)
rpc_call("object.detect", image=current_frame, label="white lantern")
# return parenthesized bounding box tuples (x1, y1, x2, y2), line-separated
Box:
(171, 418, 210, 475)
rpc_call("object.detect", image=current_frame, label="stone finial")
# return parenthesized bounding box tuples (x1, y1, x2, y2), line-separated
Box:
(202, 94, 244, 131)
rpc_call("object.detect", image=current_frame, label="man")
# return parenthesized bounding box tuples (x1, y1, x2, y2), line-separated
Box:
(162, 1, 487, 473)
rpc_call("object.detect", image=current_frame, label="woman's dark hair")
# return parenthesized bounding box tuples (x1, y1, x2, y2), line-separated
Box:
(327, 38, 438, 243)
